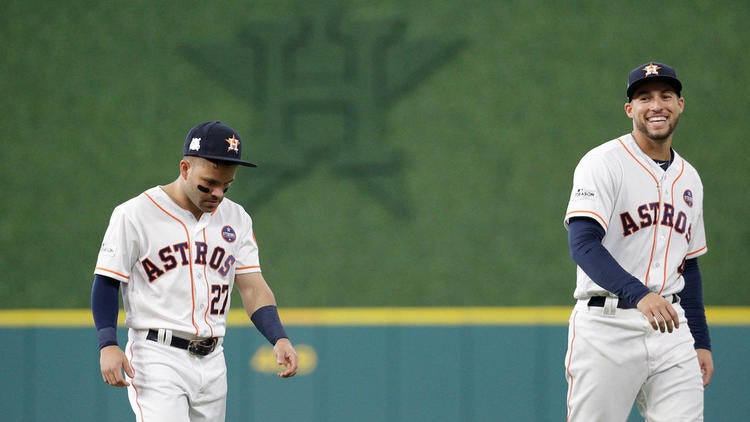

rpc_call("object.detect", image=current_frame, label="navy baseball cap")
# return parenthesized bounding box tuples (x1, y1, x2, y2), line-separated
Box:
(626, 62, 682, 100)
(183, 121, 257, 167)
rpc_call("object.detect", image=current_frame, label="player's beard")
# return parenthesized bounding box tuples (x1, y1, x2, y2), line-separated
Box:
(636, 114, 680, 142)
(185, 185, 222, 215)
(201, 197, 221, 212)
(193, 189, 221, 212)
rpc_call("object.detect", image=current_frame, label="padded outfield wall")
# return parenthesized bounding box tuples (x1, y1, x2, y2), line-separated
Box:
(1, 308, 749, 421)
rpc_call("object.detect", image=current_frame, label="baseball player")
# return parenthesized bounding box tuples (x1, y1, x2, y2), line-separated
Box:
(563, 62, 714, 421)
(91, 121, 298, 422)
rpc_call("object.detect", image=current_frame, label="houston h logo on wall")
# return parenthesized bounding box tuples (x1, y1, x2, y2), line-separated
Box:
(184, 5, 465, 217)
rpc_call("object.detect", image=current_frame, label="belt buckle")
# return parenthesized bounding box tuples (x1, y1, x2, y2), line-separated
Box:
(187, 338, 218, 356)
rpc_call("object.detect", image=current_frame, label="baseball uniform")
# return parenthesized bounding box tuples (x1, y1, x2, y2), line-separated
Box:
(562, 62, 711, 421)
(92, 121, 297, 422)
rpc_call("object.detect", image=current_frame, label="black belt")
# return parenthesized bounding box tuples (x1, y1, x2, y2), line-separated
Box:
(146, 329, 218, 356)
(587, 294, 678, 310)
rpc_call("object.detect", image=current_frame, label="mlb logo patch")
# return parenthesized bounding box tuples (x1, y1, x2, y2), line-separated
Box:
(683, 190, 694, 207)
(189, 137, 201, 151)
(221, 225, 237, 243)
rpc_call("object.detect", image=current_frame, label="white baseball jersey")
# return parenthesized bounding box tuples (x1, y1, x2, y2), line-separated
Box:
(94, 186, 261, 338)
(564, 133, 707, 300)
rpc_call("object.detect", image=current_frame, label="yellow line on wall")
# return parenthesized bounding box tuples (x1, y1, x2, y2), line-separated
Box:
(1, 307, 749, 327)
(265, 307, 575, 326)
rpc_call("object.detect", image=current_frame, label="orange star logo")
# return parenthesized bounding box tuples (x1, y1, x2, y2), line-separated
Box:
(642, 63, 661, 76)
(225, 135, 240, 154)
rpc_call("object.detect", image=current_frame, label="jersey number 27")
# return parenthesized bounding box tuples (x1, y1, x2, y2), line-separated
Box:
(210, 284, 230, 315)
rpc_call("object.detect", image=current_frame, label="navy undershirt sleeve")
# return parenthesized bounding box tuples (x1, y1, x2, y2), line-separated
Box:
(680, 258, 711, 350)
(91, 274, 121, 349)
(567, 217, 651, 307)
(568, 217, 710, 350)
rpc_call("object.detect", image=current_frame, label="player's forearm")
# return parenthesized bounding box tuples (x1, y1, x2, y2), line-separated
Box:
(242, 293, 289, 345)
(236, 275, 277, 313)
(568, 218, 651, 305)
(246, 288, 278, 314)
(680, 258, 711, 350)
(234, 272, 289, 344)
(91, 274, 121, 349)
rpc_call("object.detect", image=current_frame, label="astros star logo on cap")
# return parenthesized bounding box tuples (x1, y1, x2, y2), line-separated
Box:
(225, 135, 240, 154)
(642, 63, 661, 76)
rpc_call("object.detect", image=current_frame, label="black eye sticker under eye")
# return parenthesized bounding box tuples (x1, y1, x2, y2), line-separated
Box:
(197, 185, 210, 193)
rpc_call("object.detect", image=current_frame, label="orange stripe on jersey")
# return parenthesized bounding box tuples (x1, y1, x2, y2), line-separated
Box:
(659, 161, 686, 294)
(565, 210, 609, 230)
(198, 228, 215, 339)
(126, 341, 145, 421)
(95, 267, 130, 280)
(618, 138, 660, 184)
(144, 192, 200, 336)
(247, 233, 261, 269)
(618, 138, 661, 287)
(565, 310, 579, 422)
(686, 245, 707, 257)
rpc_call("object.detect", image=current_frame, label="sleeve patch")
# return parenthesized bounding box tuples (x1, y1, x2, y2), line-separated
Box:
(571, 188, 597, 202)
(99, 245, 117, 257)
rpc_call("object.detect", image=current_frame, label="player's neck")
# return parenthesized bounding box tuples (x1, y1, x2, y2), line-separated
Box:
(631, 131, 673, 161)
(162, 181, 203, 220)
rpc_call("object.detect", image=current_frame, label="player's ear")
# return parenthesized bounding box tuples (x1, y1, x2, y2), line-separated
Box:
(179, 159, 191, 179)
(624, 102, 634, 118)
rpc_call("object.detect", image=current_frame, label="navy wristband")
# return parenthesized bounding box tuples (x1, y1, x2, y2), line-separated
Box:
(91, 274, 121, 349)
(250, 305, 288, 345)
(97, 327, 119, 349)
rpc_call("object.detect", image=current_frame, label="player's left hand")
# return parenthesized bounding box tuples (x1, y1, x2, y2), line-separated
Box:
(636, 292, 680, 333)
(273, 338, 298, 378)
(696, 348, 714, 387)
(100, 345, 134, 387)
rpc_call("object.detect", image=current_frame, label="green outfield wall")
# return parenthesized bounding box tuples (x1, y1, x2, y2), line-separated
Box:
(2, 1, 749, 310)
(1, 308, 749, 421)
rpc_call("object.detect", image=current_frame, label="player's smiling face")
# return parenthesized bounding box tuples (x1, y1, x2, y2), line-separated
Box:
(181, 157, 237, 216)
(625, 81, 684, 143)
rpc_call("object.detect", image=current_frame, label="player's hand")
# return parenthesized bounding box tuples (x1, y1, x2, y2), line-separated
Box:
(636, 292, 680, 333)
(696, 348, 714, 387)
(273, 338, 298, 378)
(100, 345, 135, 387)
